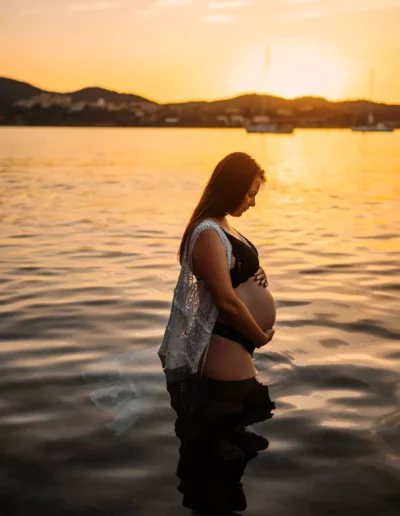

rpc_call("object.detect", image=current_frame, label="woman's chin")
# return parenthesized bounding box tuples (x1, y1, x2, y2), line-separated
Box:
(233, 210, 247, 217)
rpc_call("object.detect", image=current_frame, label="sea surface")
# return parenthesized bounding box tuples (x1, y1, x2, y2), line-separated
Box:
(0, 127, 399, 516)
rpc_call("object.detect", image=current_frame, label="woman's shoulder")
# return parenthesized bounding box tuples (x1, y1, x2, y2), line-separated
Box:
(189, 218, 231, 252)
(185, 218, 232, 269)
(191, 217, 220, 235)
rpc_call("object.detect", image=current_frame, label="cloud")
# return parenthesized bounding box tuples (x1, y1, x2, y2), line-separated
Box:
(287, 0, 322, 4)
(204, 13, 237, 22)
(153, 0, 195, 6)
(134, 0, 194, 17)
(285, 0, 400, 18)
(208, 0, 253, 9)
(69, 1, 124, 11)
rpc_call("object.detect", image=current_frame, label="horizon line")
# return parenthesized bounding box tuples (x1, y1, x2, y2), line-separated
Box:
(2, 75, 399, 107)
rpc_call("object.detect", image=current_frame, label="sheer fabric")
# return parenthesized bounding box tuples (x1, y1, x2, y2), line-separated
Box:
(158, 218, 232, 383)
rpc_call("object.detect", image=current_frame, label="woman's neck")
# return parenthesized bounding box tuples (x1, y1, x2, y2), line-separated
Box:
(209, 216, 231, 231)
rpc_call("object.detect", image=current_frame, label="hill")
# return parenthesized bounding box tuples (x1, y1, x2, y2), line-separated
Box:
(65, 86, 156, 105)
(0, 77, 45, 111)
(0, 77, 156, 112)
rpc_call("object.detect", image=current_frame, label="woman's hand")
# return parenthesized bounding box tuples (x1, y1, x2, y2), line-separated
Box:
(256, 328, 275, 348)
(254, 267, 268, 288)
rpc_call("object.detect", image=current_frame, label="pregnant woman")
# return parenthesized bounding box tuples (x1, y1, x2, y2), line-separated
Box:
(159, 152, 276, 462)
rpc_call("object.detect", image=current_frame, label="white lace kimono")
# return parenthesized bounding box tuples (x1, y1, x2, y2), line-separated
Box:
(158, 218, 232, 383)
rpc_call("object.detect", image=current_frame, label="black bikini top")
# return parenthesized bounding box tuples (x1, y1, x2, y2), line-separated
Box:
(221, 229, 259, 288)
(195, 227, 259, 288)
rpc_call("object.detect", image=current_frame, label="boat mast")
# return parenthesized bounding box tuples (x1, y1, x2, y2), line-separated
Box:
(368, 68, 374, 125)
(261, 46, 271, 119)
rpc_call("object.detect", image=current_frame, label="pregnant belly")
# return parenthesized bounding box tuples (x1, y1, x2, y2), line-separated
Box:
(235, 280, 276, 330)
(203, 279, 276, 380)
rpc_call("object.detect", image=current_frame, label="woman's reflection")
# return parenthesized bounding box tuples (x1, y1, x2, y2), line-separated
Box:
(167, 375, 275, 515)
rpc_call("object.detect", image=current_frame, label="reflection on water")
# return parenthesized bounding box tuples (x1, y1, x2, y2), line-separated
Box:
(167, 376, 274, 515)
(0, 127, 399, 515)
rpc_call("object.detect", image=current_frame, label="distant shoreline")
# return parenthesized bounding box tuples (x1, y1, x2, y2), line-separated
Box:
(0, 123, 376, 128)
(2, 77, 400, 130)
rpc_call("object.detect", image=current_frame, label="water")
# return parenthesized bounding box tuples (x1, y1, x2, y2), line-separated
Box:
(0, 127, 399, 515)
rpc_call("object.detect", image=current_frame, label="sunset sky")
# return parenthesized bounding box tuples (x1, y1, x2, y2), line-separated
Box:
(2, 0, 400, 103)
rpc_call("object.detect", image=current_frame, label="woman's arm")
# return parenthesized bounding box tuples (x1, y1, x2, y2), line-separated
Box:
(192, 229, 273, 348)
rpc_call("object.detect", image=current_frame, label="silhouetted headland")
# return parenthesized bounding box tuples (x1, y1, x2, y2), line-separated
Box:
(1, 76, 400, 129)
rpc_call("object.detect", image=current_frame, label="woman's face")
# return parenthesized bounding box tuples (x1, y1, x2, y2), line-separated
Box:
(230, 176, 262, 217)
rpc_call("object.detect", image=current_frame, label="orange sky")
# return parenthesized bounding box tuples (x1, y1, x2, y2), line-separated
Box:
(2, 0, 400, 103)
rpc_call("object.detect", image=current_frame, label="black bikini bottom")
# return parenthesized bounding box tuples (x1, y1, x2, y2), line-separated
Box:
(211, 320, 255, 356)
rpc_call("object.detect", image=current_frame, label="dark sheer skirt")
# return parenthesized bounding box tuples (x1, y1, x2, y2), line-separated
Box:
(167, 374, 275, 452)
(166, 374, 275, 515)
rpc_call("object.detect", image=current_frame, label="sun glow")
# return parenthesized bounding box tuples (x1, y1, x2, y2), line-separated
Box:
(231, 41, 349, 100)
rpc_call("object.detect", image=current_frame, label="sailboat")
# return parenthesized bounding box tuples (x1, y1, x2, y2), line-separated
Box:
(351, 69, 394, 132)
(245, 47, 294, 134)
(245, 122, 294, 134)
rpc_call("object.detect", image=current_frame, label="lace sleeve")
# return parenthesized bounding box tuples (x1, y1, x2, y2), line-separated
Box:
(187, 218, 232, 274)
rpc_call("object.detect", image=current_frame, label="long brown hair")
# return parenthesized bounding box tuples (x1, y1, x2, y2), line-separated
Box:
(177, 152, 266, 264)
